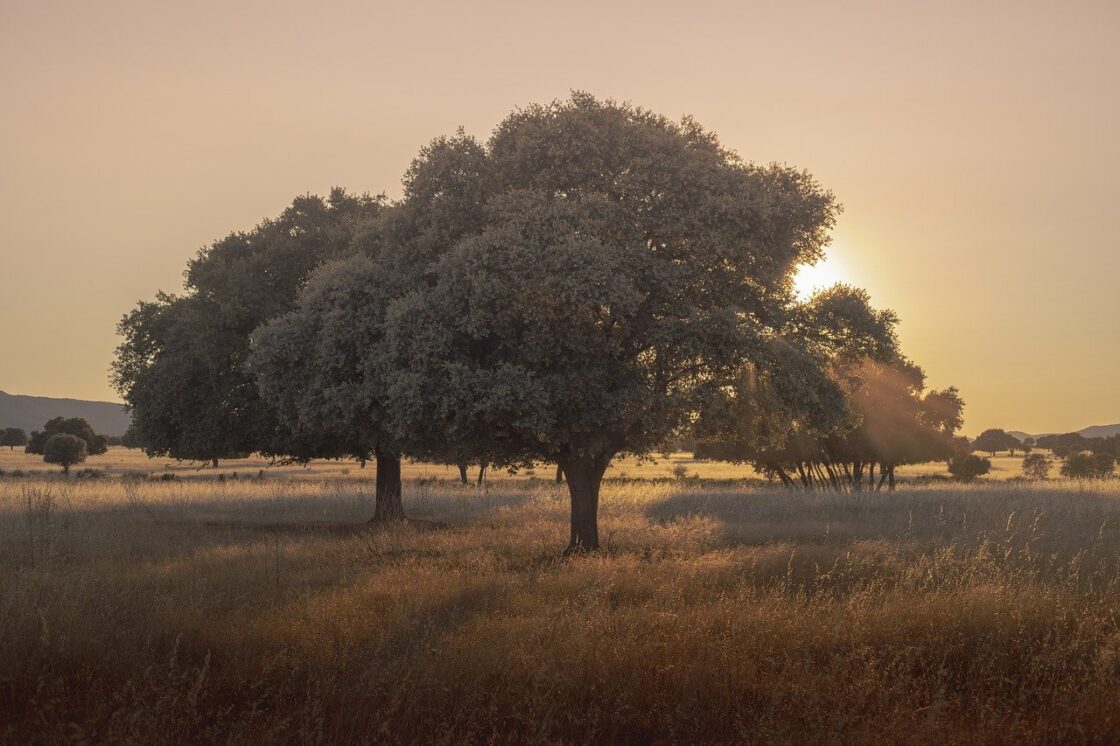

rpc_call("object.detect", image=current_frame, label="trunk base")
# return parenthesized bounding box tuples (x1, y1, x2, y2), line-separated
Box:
(370, 449, 404, 522)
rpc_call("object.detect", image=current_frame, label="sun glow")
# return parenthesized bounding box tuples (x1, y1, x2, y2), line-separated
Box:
(792, 253, 853, 299)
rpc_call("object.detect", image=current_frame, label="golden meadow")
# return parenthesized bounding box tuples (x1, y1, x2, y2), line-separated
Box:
(3, 448, 1120, 743)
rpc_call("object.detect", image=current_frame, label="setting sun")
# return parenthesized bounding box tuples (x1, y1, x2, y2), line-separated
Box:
(792, 252, 853, 299)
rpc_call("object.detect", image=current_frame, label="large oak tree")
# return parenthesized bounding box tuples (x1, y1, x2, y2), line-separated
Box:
(383, 93, 839, 551)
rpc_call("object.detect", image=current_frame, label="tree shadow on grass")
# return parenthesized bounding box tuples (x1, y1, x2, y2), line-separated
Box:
(0, 484, 541, 569)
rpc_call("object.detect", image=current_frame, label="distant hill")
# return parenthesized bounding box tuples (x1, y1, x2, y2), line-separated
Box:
(1078, 424, 1120, 439)
(0, 390, 131, 436)
(1007, 424, 1120, 442)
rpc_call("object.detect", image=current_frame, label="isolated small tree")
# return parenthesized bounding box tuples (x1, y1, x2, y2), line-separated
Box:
(0, 427, 28, 450)
(43, 433, 87, 475)
(1021, 452, 1052, 480)
(949, 454, 991, 482)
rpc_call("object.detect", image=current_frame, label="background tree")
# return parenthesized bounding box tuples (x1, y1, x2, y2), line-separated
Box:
(1061, 451, 1115, 479)
(251, 254, 405, 520)
(949, 454, 991, 482)
(0, 427, 28, 450)
(25, 417, 107, 455)
(385, 94, 840, 551)
(119, 422, 144, 449)
(112, 190, 383, 466)
(1021, 452, 1052, 480)
(971, 428, 1020, 456)
(693, 286, 962, 492)
(1036, 432, 1086, 458)
(43, 433, 87, 475)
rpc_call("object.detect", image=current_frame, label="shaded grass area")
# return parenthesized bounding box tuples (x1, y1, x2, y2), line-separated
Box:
(2, 478, 1120, 743)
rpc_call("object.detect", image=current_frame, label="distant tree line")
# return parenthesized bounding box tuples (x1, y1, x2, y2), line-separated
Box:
(112, 93, 973, 551)
(965, 428, 1117, 481)
(0, 417, 110, 474)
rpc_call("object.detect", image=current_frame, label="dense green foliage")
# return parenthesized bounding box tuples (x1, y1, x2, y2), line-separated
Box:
(25, 417, 107, 456)
(112, 190, 384, 465)
(42, 432, 88, 474)
(118, 94, 977, 547)
(374, 94, 842, 549)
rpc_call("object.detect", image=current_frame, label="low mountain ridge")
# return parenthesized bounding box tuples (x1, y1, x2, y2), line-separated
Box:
(0, 390, 131, 436)
(1007, 424, 1120, 442)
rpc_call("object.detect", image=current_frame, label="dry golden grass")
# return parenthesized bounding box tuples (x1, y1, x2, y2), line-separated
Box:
(0, 445, 1034, 482)
(3, 467, 1119, 743)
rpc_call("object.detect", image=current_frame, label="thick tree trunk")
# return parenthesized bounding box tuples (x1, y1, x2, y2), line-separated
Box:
(560, 454, 612, 553)
(887, 464, 896, 491)
(371, 449, 404, 522)
(211, 458, 219, 468)
(457, 461, 469, 484)
(476, 463, 487, 486)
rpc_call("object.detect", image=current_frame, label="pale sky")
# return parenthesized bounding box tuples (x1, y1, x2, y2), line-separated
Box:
(1, 0, 1117, 435)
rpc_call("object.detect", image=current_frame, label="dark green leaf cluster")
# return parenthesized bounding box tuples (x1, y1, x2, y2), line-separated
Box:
(26, 417, 107, 456)
(111, 190, 384, 463)
(43, 432, 88, 474)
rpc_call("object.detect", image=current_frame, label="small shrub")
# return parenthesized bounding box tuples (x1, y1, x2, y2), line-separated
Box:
(1022, 453, 1052, 480)
(949, 454, 991, 482)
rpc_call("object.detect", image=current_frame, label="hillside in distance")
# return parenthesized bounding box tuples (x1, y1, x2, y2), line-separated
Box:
(0, 390, 131, 436)
(1007, 424, 1120, 441)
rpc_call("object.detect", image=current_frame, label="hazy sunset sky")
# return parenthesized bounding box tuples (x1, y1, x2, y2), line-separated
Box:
(1, 0, 1116, 435)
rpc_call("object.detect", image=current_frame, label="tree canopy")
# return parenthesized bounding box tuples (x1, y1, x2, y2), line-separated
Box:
(1, 427, 28, 450)
(380, 94, 843, 550)
(43, 433, 87, 475)
(112, 189, 384, 465)
(115, 93, 976, 549)
(971, 428, 1021, 456)
(26, 417, 107, 456)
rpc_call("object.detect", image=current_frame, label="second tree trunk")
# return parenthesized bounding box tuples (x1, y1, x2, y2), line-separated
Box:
(372, 449, 404, 521)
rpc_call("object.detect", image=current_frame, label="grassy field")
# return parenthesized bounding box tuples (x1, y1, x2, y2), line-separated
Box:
(0, 446, 1035, 482)
(3, 462, 1120, 743)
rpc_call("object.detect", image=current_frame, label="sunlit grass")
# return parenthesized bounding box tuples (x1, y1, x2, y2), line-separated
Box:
(0, 445, 1037, 482)
(2, 471, 1119, 742)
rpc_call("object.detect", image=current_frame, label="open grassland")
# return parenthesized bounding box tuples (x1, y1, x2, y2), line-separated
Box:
(0, 446, 1035, 482)
(3, 475, 1120, 743)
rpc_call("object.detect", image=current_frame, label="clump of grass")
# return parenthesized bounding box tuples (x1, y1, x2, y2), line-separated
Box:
(1, 476, 1119, 742)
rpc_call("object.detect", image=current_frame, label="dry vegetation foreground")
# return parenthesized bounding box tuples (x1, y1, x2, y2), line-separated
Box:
(3, 476, 1120, 744)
